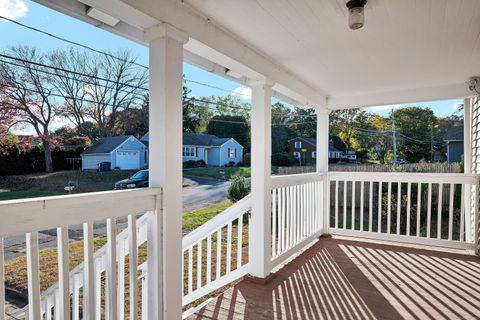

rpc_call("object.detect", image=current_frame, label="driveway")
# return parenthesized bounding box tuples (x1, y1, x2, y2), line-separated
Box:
(183, 175, 230, 211)
(3, 175, 230, 260)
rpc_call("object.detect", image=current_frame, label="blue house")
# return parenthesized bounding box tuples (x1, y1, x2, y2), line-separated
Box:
(141, 132, 243, 166)
(81, 136, 148, 170)
(444, 125, 464, 163)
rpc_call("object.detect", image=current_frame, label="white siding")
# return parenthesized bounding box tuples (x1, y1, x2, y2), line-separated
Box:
(81, 154, 111, 170)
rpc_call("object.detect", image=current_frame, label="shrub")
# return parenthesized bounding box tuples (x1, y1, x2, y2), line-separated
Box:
(183, 160, 197, 168)
(271, 153, 294, 166)
(227, 175, 250, 202)
(228, 161, 236, 167)
(195, 160, 206, 167)
(242, 153, 251, 166)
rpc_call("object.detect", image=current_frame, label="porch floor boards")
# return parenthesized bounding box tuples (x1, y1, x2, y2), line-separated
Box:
(187, 237, 480, 320)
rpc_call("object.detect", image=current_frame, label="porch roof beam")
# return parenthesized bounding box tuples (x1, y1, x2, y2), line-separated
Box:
(328, 82, 475, 110)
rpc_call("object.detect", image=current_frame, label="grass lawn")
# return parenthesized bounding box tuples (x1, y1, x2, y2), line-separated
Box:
(4, 201, 238, 304)
(0, 170, 135, 201)
(183, 166, 278, 180)
(0, 189, 62, 201)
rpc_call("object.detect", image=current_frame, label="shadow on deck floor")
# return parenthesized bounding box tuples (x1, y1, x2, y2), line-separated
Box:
(188, 237, 480, 320)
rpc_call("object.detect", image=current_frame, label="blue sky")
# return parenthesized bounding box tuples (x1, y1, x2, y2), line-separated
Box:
(0, 0, 463, 134)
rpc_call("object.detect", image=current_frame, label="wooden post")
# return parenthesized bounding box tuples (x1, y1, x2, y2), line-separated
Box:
(249, 79, 273, 278)
(146, 23, 188, 320)
(316, 108, 330, 234)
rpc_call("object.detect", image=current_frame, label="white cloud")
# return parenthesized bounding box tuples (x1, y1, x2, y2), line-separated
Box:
(0, 0, 28, 20)
(232, 86, 252, 100)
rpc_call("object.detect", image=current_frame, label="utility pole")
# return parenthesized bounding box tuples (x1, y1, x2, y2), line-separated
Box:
(391, 108, 397, 163)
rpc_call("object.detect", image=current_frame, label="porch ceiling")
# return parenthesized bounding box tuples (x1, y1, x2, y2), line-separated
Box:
(35, 0, 480, 108)
(182, 0, 480, 107)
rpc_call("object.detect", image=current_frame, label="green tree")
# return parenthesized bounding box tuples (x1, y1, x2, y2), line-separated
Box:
(206, 114, 250, 152)
(393, 107, 436, 162)
(271, 102, 294, 155)
(330, 109, 372, 157)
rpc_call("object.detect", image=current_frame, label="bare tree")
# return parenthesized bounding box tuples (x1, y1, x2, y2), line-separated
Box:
(84, 49, 148, 138)
(49, 48, 95, 142)
(0, 45, 60, 172)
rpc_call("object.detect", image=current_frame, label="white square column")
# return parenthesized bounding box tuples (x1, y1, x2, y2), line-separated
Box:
(146, 23, 188, 320)
(316, 108, 330, 234)
(249, 80, 273, 278)
(315, 108, 330, 173)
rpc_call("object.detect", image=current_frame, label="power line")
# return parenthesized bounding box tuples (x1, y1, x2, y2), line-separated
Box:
(0, 15, 149, 70)
(0, 53, 149, 91)
(0, 83, 141, 109)
(0, 15, 251, 98)
(185, 79, 251, 97)
(0, 57, 141, 96)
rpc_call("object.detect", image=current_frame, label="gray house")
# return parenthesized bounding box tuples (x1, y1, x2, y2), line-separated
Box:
(444, 125, 464, 163)
(81, 136, 148, 170)
(141, 132, 243, 166)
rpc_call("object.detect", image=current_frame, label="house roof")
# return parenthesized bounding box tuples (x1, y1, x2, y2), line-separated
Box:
(290, 137, 342, 152)
(82, 136, 133, 155)
(142, 132, 238, 147)
(444, 126, 464, 141)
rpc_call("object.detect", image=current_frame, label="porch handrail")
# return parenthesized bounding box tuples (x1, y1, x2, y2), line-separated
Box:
(2, 188, 162, 320)
(328, 172, 479, 251)
(182, 194, 252, 306)
(183, 194, 251, 248)
(0, 188, 160, 238)
(329, 171, 479, 184)
(270, 173, 325, 269)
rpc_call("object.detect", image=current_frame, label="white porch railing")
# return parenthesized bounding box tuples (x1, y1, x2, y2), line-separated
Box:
(328, 172, 479, 250)
(0, 188, 161, 320)
(181, 194, 252, 306)
(6, 172, 480, 320)
(270, 173, 325, 269)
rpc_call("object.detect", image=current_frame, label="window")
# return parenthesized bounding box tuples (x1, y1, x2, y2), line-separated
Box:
(312, 151, 316, 158)
(228, 147, 236, 158)
(293, 151, 301, 158)
(294, 141, 302, 149)
(183, 146, 196, 157)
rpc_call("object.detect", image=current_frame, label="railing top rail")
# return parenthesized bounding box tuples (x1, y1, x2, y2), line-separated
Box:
(0, 188, 162, 238)
(328, 171, 479, 184)
(182, 194, 252, 249)
(271, 172, 325, 189)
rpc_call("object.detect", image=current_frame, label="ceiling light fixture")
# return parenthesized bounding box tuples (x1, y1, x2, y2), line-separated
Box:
(346, 0, 367, 30)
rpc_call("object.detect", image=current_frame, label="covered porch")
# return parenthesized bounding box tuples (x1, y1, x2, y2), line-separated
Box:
(0, 0, 479, 319)
(189, 237, 480, 320)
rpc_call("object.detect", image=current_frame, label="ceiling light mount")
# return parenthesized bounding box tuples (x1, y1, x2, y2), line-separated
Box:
(346, 0, 367, 30)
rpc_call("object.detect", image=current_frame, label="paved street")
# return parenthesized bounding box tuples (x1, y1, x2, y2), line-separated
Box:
(3, 176, 229, 261)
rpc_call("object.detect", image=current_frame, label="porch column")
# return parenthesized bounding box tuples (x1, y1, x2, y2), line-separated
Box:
(315, 108, 329, 172)
(464, 98, 473, 243)
(146, 23, 188, 320)
(249, 79, 273, 278)
(315, 108, 330, 234)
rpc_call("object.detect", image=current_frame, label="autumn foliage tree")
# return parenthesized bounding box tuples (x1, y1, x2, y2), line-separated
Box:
(0, 46, 60, 172)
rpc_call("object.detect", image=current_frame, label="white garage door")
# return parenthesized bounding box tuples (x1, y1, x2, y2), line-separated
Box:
(116, 151, 139, 170)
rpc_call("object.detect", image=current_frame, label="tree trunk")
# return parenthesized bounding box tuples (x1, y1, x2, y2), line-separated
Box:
(43, 140, 54, 172)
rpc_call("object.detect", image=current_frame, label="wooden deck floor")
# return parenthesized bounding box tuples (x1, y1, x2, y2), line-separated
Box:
(187, 237, 480, 320)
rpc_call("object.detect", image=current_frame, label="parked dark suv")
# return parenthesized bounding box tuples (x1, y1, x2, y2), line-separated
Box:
(114, 169, 149, 189)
